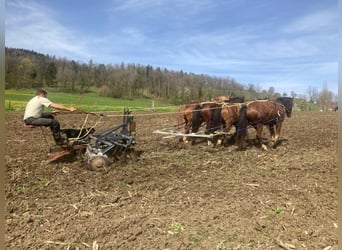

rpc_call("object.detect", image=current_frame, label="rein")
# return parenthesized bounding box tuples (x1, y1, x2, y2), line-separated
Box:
(55, 110, 100, 116)
(67, 114, 104, 142)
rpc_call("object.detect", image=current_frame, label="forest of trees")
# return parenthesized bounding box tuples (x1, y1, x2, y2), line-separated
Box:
(4, 48, 283, 104)
(5, 47, 337, 109)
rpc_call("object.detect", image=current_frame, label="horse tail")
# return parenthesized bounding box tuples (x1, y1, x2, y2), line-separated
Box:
(236, 104, 248, 149)
(191, 104, 202, 133)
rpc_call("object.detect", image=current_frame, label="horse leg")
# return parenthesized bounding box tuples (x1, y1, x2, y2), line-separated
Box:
(256, 125, 267, 150)
(182, 121, 191, 143)
(221, 121, 233, 146)
(206, 123, 219, 146)
(206, 123, 214, 146)
(272, 122, 283, 148)
(268, 125, 275, 141)
(203, 118, 215, 146)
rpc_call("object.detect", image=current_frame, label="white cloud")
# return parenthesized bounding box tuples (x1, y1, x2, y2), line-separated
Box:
(6, 0, 91, 60)
(109, 0, 213, 12)
(281, 9, 337, 34)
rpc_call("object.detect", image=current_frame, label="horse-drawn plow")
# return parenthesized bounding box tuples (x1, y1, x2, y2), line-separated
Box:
(43, 97, 293, 168)
(47, 108, 136, 170)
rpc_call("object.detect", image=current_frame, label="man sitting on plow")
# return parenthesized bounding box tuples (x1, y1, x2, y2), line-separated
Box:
(23, 88, 76, 145)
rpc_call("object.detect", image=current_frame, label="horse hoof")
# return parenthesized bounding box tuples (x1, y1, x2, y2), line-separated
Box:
(261, 144, 268, 151)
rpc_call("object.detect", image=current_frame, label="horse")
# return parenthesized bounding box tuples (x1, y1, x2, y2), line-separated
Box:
(193, 102, 222, 133)
(219, 102, 245, 145)
(267, 97, 294, 144)
(201, 96, 245, 135)
(193, 96, 245, 131)
(236, 97, 294, 150)
(177, 101, 202, 143)
(192, 100, 245, 146)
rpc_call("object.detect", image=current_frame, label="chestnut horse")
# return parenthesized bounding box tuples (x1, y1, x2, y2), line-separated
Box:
(236, 97, 294, 150)
(220, 103, 245, 145)
(192, 100, 245, 145)
(266, 97, 294, 146)
(194, 102, 222, 134)
(177, 101, 202, 142)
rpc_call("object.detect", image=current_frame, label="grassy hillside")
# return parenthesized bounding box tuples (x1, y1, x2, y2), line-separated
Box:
(5, 89, 178, 112)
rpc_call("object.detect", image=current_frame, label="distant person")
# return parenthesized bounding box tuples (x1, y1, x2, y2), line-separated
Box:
(23, 88, 76, 144)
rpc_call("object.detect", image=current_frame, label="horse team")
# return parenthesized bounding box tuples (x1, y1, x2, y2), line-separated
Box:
(177, 96, 294, 150)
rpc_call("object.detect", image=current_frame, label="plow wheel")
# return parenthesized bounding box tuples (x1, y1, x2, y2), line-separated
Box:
(88, 156, 109, 171)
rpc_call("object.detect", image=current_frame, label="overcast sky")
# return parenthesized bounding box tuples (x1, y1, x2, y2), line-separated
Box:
(5, 0, 338, 96)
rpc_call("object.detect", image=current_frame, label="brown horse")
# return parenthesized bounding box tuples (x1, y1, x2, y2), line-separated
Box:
(271, 97, 294, 139)
(192, 96, 246, 133)
(236, 97, 294, 150)
(177, 101, 202, 142)
(219, 103, 245, 145)
(192, 102, 221, 134)
(192, 101, 244, 145)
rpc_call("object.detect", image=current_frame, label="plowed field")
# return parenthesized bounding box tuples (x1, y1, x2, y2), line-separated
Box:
(5, 111, 337, 249)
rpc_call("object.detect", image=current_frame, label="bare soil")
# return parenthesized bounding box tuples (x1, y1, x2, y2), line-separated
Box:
(5, 111, 338, 249)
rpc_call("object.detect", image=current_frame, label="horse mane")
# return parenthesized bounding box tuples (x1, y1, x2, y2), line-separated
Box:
(276, 96, 293, 104)
(229, 96, 245, 103)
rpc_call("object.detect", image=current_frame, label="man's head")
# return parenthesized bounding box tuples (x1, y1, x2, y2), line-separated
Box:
(36, 88, 48, 97)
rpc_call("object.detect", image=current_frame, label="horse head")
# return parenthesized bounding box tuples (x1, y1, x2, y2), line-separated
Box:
(277, 97, 294, 117)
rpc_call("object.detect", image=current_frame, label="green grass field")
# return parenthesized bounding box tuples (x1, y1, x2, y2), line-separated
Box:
(5, 89, 321, 113)
(5, 89, 178, 112)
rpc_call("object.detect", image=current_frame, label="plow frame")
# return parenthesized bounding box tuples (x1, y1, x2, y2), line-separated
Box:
(47, 108, 136, 169)
(153, 128, 231, 139)
(86, 108, 136, 159)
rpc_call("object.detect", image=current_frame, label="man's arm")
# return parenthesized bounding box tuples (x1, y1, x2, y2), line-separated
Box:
(50, 102, 76, 112)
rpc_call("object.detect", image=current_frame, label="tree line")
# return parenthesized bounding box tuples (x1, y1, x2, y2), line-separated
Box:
(5, 47, 336, 110)
(5, 48, 283, 104)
